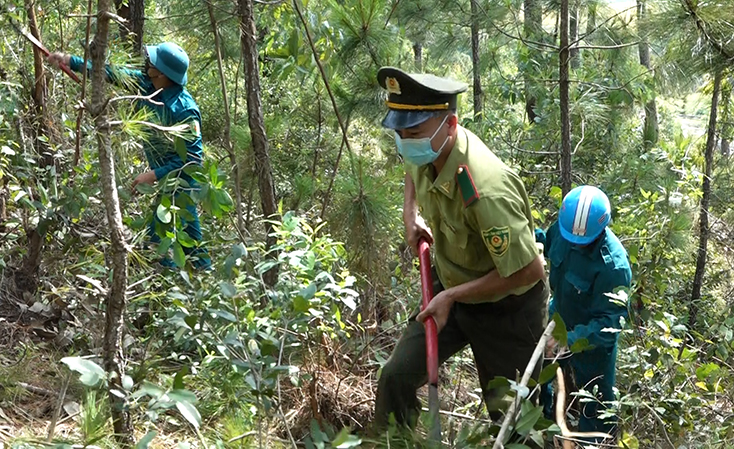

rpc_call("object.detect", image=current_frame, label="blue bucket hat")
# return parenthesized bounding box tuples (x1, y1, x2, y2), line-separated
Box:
(377, 67, 467, 130)
(145, 42, 189, 85)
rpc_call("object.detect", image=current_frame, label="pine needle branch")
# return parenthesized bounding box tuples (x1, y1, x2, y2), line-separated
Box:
(680, 0, 734, 61)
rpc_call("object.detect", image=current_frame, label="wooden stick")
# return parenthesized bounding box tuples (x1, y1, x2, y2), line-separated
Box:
(46, 373, 71, 441)
(554, 367, 574, 449)
(554, 367, 613, 445)
(493, 320, 555, 449)
(17, 382, 56, 397)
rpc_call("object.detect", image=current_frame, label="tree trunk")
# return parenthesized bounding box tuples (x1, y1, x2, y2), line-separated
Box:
(413, 42, 422, 71)
(559, 0, 572, 196)
(312, 89, 322, 180)
(206, 0, 245, 234)
(470, 0, 482, 120)
(720, 78, 731, 156)
(239, 0, 279, 288)
(129, 0, 145, 56)
(689, 69, 723, 329)
(24, 0, 52, 167)
(637, 0, 658, 149)
(523, 0, 542, 123)
(569, 0, 580, 68)
(91, 0, 133, 445)
(16, 0, 51, 298)
(113, 0, 129, 41)
(114, 0, 144, 55)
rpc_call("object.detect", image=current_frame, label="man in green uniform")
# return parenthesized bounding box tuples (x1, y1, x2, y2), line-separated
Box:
(373, 67, 549, 428)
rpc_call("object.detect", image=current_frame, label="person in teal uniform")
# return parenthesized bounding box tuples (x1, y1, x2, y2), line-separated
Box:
(537, 185, 632, 441)
(49, 43, 211, 269)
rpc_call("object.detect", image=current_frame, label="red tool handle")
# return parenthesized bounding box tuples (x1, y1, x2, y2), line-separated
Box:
(35, 42, 82, 85)
(56, 61, 81, 84)
(418, 238, 439, 386)
(12, 19, 81, 84)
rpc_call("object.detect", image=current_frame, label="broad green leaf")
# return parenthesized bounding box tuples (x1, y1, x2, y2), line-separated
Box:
(134, 381, 165, 399)
(209, 308, 237, 322)
(256, 260, 279, 275)
(696, 363, 721, 380)
(172, 241, 186, 267)
(61, 357, 106, 387)
(515, 405, 543, 436)
(177, 230, 197, 248)
(174, 137, 187, 162)
(570, 338, 590, 353)
(299, 283, 317, 300)
(551, 313, 568, 348)
(294, 295, 310, 313)
(340, 295, 357, 311)
(173, 367, 189, 390)
(549, 186, 563, 206)
(231, 242, 247, 259)
(122, 375, 134, 391)
(157, 237, 173, 255)
(156, 204, 172, 224)
(169, 389, 198, 404)
(331, 427, 362, 448)
(134, 431, 157, 449)
(219, 281, 237, 298)
(135, 183, 155, 194)
(620, 432, 639, 449)
(175, 400, 201, 429)
(538, 362, 560, 384)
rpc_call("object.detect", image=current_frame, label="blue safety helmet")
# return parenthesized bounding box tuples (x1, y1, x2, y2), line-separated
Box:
(558, 185, 611, 245)
(145, 42, 189, 85)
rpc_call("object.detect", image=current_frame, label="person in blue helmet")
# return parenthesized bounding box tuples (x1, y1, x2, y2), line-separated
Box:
(49, 43, 211, 270)
(536, 186, 632, 442)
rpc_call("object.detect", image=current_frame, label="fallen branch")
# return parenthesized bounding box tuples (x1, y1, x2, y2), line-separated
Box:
(554, 367, 613, 445)
(17, 382, 56, 397)
(420, 407, 492, 423)
(72, 0, 94, 168)
(46, 373, 71, 442)
(276, 320, 298, 449)
(106, 89, 164, 107)
(493, 320, 555, 449)
(228, 431, 257, 443)
(554, 367, 574, 449)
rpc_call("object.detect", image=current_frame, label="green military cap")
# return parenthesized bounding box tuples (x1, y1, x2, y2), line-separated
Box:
(377, 67, 467, 130)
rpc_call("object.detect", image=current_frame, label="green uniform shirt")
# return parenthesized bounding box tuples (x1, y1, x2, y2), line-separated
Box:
(406, 126, 539, 302)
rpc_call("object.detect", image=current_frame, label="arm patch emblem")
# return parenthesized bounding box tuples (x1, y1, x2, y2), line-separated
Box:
(482, 226, 510, 257)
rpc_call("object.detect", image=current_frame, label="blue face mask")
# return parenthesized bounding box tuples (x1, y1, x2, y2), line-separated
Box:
(394, 115, 450, 166)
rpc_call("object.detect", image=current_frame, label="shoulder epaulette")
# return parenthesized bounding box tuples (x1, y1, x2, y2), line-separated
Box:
(456, 165, 479, 207)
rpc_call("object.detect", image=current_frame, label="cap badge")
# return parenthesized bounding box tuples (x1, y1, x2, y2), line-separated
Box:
(386, 77, 401, 95)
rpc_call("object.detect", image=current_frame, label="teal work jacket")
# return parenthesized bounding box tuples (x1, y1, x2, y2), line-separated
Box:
(69, 56, 203, 182)
(537, 222, 632, 349)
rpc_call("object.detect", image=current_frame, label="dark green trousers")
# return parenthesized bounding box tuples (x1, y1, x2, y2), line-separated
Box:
(374, 276, 549, 428)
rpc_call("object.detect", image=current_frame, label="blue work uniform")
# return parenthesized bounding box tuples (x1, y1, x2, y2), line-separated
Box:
(69, 57, 210, 269)
(536, 221, 631, 439)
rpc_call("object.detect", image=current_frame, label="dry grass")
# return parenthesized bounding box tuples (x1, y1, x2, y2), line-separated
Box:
(276, 365, 375, 441)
